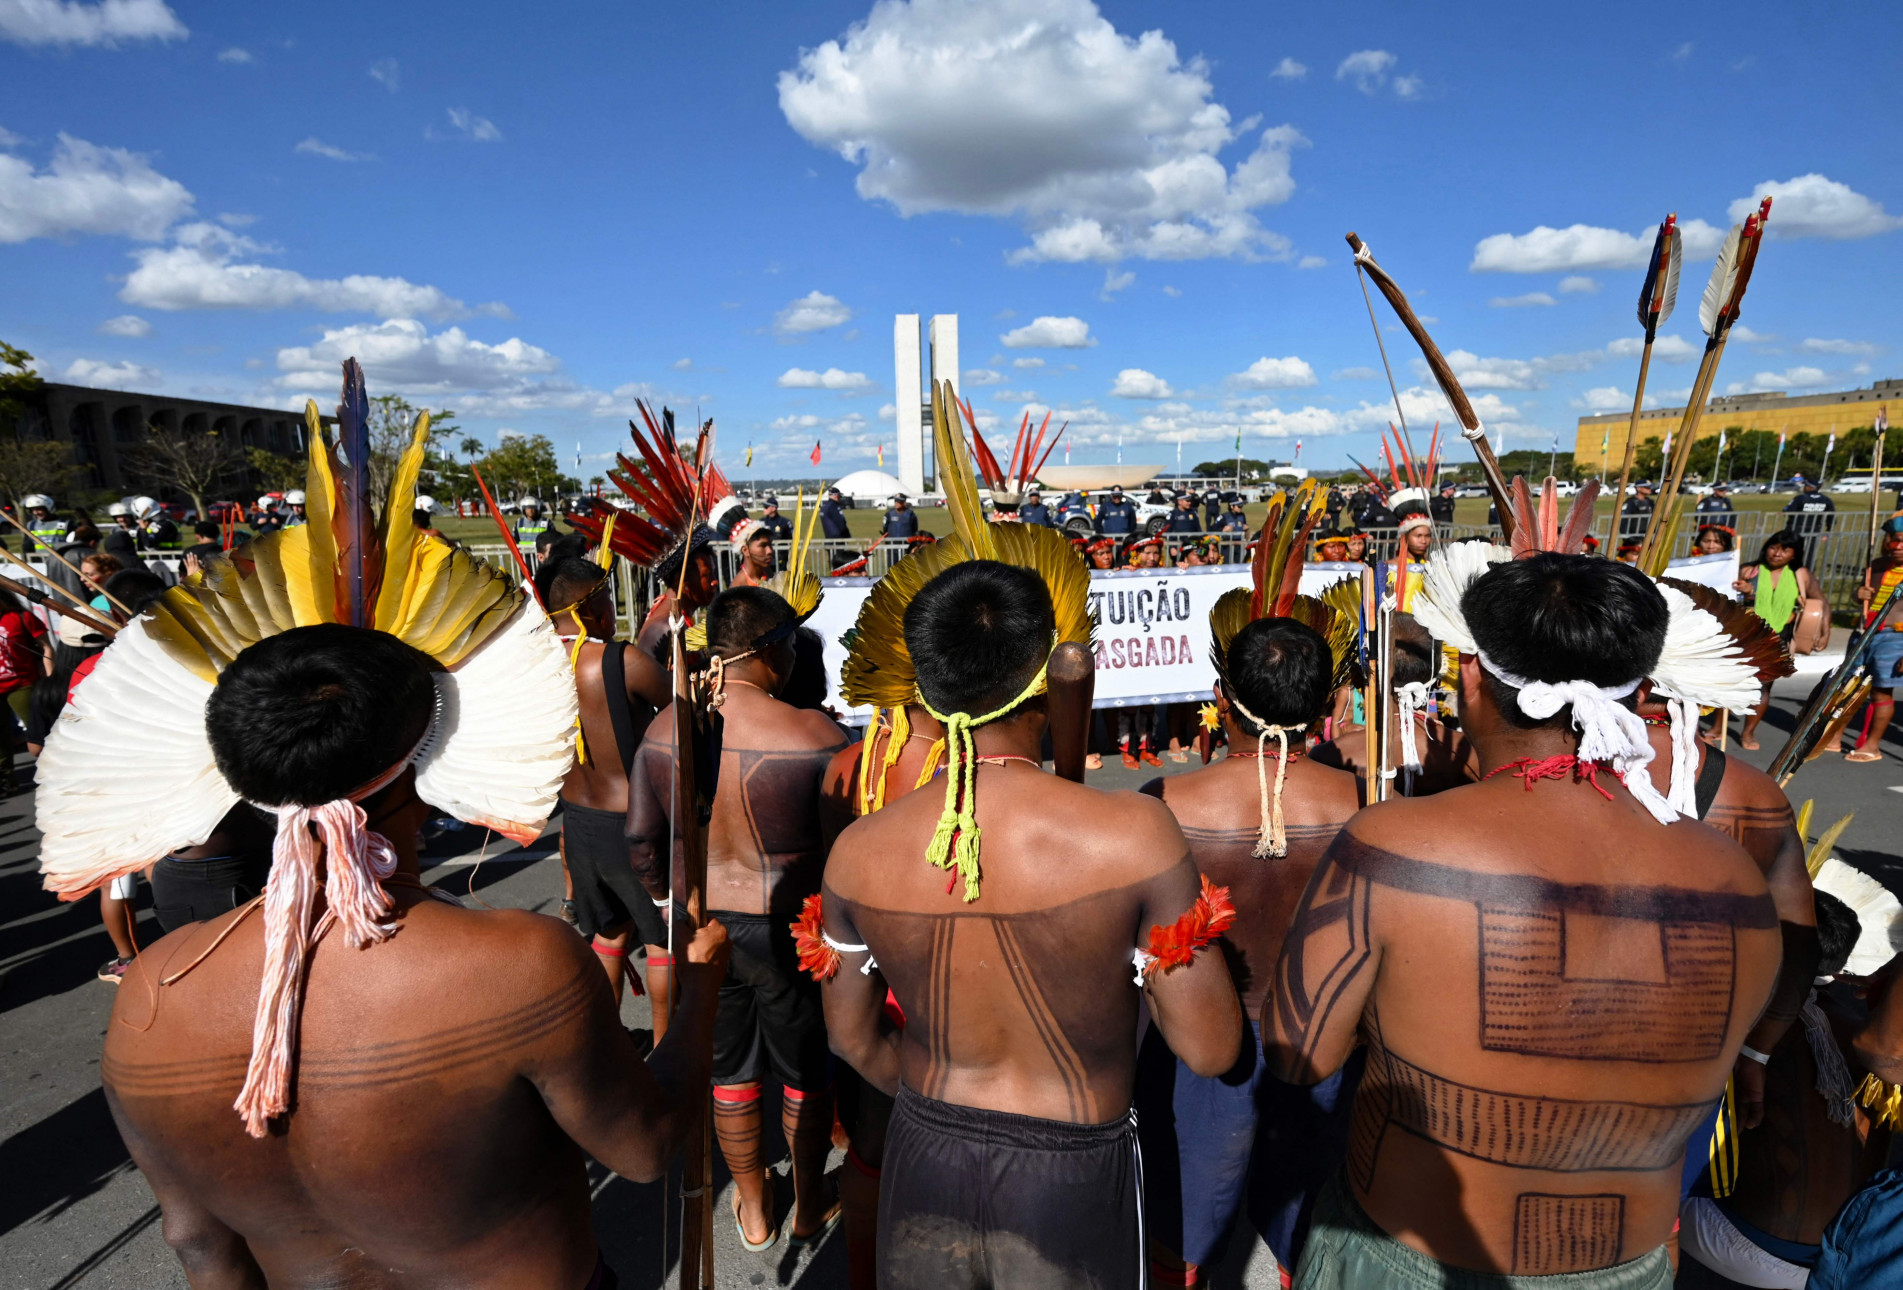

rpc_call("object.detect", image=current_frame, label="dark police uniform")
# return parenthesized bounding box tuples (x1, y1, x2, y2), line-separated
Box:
(1095, 494, 1138, 536)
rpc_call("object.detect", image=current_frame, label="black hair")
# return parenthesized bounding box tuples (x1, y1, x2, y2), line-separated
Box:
(541, 531, 590, 565)
(205, 624, 437, 806)
(1695, 525, 1735, 552)
(412, 509, 433, 529)
(1390, 613, 1436, 688)
(534, 556, 608, 615)
(780, 626, 830, 711)
(1462, 552, 1668, 730)
(706, 585, 795, 659)
(105, 569, 167, 615)
(906, 560, 1054, 715)
(1757, 529, 1807, 569)
(1224, 618, 1333, 732)
(194, 521, 220, 540)
(1814, 889, 1861, 978)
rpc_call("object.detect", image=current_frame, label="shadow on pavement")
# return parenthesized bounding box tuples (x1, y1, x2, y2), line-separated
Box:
(0, 1088, 133, 1236)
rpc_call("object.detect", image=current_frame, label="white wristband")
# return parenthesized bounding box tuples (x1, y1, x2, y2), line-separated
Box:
(1739, 1045, 1771, 1066)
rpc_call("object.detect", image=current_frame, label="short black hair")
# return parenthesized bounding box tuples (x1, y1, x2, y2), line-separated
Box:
(412, 509, 433, 529)
(1814, 889, 1861, 978)
(1224, 618, 1332, 732)
(1757, 529, 1807, 569)
(535, 556, 608, 615)
(1390, 613, 1436, 688)
(205, 624, 437, 806)
(105, 569, 167, 615)
(541, 531, 590, 565)
(1463, 553, 1668, 729)
(906, 560, 1054, 715)
(194, 521, 220, 540)
(706, 585, 795, 659)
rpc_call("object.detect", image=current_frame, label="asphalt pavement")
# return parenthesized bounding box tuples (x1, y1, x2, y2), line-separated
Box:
(4, 658, 1900, 1290)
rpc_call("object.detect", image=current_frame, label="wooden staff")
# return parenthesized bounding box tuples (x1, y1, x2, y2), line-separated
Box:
(1046, 640, 1096, 783)
(1609, 215, 1683, 548)
(1869, 407, 1889, 565)
(0, 569, 117, 636)
(1345, 233, 1516, 541)
(1361, 566, 1380, 807)
(0, 511, 135, 617)
(0, 542, 120, 628)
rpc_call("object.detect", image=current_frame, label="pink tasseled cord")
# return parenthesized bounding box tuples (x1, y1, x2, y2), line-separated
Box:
(233, 799, 399, 1138)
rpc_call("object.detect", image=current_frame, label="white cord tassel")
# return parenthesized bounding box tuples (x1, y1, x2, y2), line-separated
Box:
(1229, 693, 1292, 859)
(1395, 682, 1429, 773)
(1665, 697, 1700, 816)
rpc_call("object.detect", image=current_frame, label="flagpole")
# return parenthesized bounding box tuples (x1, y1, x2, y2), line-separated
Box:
(1870, 406, 1889, 564)
(1822, 429, 1837, 487)
(1772, 428, 1787, 491)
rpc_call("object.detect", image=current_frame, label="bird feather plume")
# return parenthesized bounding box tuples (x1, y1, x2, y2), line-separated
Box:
(1507, 476, 1600, 557)
(1699, 223, 1745, 339)
(1412, 540, 1511, 653)
(1658, 576, 1794, 685)
(1647, 582, 1763, 713)
(1637, 216, 1683, 333)
(1656, 223, 1683, 327)
(766, 489, 823, 620)
(1811, 854, 1902, 978)
(936, 381, 996, 560)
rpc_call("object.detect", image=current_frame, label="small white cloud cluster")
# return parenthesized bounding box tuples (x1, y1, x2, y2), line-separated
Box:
(0, 0, 186, 46)
(1000, 315, 1094, 348)
(774, 290, 852, 335)
(778, 366, 871, 391)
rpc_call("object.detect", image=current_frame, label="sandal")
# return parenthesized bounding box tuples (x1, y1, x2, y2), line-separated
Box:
(732, 1193, 779, 1253)
(789, 1197, 843, 1249)
(1846, 748, 1884, 763)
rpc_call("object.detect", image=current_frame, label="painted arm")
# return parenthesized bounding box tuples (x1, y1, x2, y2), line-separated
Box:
(624, 737, 673, 901)
(1265, 837, 1383, 1084)
(815, 890, 902, 1095)
(1139, 847, 1244, 1079)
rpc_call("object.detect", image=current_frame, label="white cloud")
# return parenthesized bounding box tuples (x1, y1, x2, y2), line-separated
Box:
(0, 0, 185, 46)
(774, 289, 851, 335)
(443, 108, 503, 143)
(1799, 337, 1878, 356)
(963, 368, 1004, 385)
(0, 127, 19, 147)
(671, 357, 693, 371)
(1576, 386, 1631, 412)
(1731, 174, 1902, 240)
(778, 0, 1306, 263)
(1440, 347, 1598, 391)
(1671, 41, 1693, 63)
(1738, 366, 1829, 392)
(1231, 355, 1316, 389)
(1270, 57, 1306, 80)
(1392, 74, 1423, 99)
(1336, 49, 1396, 93)
(1012, 356, 1045, 369)
(1729, 325, 1774, 343)
(778, 366, 872, 391)
(295, 137, 371, 162)
(1489, 292, 1556, 308)
(1558, 275, 1599, 294)
(368, 58, 399, 92)
(1000, 315, 1094, 348)
(216, 46, 251, 63)
(1607, 334, 1699, 362)
(1100, 267, 1135, 299)
(1111, 368, 1172, 399)
(1471, 219, 1723, 273)
(1296, 254, 1328, 269)
(123, 222, 504, 320)
(96, 313, 149, 336)
(0, 132, 194, 243)
(65, 357, 159, 388)
(1160, 284, 1181, 297)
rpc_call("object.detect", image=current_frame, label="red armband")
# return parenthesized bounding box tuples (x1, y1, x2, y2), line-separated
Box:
(1139, 876, 1237, 980)
(791, 893, 841, 982)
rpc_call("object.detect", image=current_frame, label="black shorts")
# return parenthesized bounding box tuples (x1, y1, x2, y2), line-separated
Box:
(880, 1084, 1141, 1290)
(562, 799, 666, 946)
(709, 909, 831, 1090)
(151, 854, 270, 936)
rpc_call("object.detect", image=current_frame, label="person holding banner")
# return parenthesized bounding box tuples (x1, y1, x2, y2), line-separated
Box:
(1695, 524, 1735, 555)
(1846, 513, 1903, 763)
(1736, 531, 1825, 750)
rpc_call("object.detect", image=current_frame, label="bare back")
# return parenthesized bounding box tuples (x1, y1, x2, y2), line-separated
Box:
(1142, 753, 1358, 1016)
(103, 894, 658, 1288)
(559, 637, 667, 813)
(1269, 774, 1782, 1274)
(823, 767, 1241, 1124)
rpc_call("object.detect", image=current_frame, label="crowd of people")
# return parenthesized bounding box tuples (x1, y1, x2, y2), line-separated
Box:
(17, 369, 1903, 1290)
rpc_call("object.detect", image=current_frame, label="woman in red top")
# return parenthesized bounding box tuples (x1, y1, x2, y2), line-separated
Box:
(0, 587, 50, 742)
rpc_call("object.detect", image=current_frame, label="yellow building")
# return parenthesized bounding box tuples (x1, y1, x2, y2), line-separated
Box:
(1575, 377, 1900, 472)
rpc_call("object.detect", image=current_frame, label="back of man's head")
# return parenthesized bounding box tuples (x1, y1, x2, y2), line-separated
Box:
(1463, 553, 1667, 728)
(1225, 618, 1332, 731)
(534, 556, 606, 614)
(206, 625, 437, 806)
(706, 585, 795, 660)
(906, 560, 1054, 716)
(194, 521, 220, 540)
(105, 569, 167, 615)
(1390, 613, 1436, 689)
(1814, 890, 1861, 979)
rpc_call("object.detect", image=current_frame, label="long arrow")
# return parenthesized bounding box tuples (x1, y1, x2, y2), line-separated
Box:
(1345, 232, 1517, 540)
(1609, 214, 1682, 546)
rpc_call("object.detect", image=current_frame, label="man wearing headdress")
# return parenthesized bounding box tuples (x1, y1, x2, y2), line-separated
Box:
(1134, 555, 1361, 1283)
(539, 556, 675, 1016)
(730, 518, 777, 588)
(1271, 535, 1784, 1288)
(628, 585, 850, 1251)
(47, 363, 732, 1290)
(1313, 613, 1475, 797)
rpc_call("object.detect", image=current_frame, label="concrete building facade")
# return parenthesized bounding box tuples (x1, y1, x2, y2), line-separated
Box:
(891, 314, 959, 496)
(1575, 378, 1900, 473)
(9, 381, 310, 498)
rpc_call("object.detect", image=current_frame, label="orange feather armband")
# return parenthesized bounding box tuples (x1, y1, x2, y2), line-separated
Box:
(1133, 877, 1236, 983)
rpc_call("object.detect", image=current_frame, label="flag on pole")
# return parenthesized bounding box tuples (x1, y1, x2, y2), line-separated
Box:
(1294, 440, 1302, 460)
(810, 441, 822, 467)
(1234, 428, 1242, 453)
(876, 444, 885, 467)
(745, 443, 754, 467)
(1065, 439, 1071, 464)
(1828, 433, 1837, 452)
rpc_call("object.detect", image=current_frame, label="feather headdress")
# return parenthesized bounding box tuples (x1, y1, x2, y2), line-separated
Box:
(970, 409, 1067, 509)
(38, 360, 576, 1137)
(565, 402, 735, 581)
(1206, 482, 1358, 857)
(838, 380, 1094, 900)
(1797, 800, 1901, 978)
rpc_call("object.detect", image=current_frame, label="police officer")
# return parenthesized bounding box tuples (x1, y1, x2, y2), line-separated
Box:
(514, 498, 550, 549)
(252, 496, 284, 534)
(1164, 491, 1202, 534)
(1695, 482, 1737, 529)
(881, 492, 920, 539)
(1354, 487, 1396, 530)
(819, 486, 851, 539)
(1429, 482, 1457, 525)
(1202, 484, 1225, 530)
(1619, 482, 1656, 539)
(281, 490, 309, 528)
(756, 497, 794, 543)
(1783, 476, 1836, 535)
(20, 494, 68, 554)
(1018, 489, 1053, 527)
(1095, 486, 1138, 536)
(1217, 499, 1251, 534)
(133, 497, 179, 551)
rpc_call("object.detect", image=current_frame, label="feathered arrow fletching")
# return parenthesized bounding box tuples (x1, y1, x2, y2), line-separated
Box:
(1699, 223, 1745, 339)
(1636, 214, 1682, 336)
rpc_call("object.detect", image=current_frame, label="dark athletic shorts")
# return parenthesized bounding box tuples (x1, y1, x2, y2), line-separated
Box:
(151, 853, 271, 936)
(562, 799, 666, 946)
(880, 1084, 1141, 1290)
(709, 908, 831, 1090)
(1136, 1017, 1266, 1267)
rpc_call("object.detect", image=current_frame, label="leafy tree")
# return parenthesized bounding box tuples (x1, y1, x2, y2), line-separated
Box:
(128, 423, 244, 520)
(0, 342, 81, 514)
(474, 433, 575, 504)
(246, 447, 306, 493)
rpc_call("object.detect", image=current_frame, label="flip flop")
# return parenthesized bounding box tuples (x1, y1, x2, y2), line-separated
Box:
(1846, 749, 1884, 763)
(788, 1198, 843, 1249)
(732, 1193, 779, 1253)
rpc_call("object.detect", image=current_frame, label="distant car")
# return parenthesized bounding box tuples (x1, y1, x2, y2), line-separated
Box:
(1551, 480, 1580, 497)
(1455, 484, 1490, 498)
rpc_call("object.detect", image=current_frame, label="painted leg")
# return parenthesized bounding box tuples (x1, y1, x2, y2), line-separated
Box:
(784, 1084, 839, 1239)
(644, 949, 673, 1041)
(590, 926, 631, 1003)
(714, 1083, 774, 1246)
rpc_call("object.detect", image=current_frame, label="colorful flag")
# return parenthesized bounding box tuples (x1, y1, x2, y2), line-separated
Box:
(1828, 432, 1837, 452)
(1234, 428, 1242, 453)
(745, 443, 753, 468)
(1294, 439, 1303, 461)
(876, 444, 885, 467)
(810, 441, 822, 467)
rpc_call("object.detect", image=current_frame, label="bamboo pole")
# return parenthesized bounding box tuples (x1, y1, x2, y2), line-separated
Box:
(0, 511, 135, 617)
(1607, 341, 1655, 548)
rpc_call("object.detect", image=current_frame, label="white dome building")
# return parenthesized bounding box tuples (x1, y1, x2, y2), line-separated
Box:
(829, 469, 907, 506)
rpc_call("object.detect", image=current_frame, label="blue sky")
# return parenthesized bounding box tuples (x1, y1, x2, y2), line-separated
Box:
(2, 0, 1897, 480)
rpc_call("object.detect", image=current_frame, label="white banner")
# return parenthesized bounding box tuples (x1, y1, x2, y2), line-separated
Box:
(805, 562, 1371, 722)
(1662, 550, 1741, 597)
